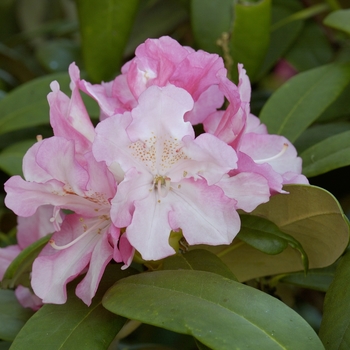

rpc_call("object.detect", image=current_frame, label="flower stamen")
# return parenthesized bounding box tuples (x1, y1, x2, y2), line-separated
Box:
(49, 217, 109, 250)
(255, 143, 288, 164)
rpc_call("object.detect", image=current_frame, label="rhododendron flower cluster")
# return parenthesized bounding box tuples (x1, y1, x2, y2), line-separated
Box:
(3, 36, 308, 306)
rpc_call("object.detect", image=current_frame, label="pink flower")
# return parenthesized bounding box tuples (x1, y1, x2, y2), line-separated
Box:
(0, 206, 55, 310)
(204, 64, 308, 192)
(93, 84, 270, 260)
(4, 74, 133, 305)
(79, 36, 225, 124)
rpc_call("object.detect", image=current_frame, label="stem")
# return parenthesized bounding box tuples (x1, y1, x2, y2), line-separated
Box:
(116, 319, 142, 339)
(217, 241, 245, 258)
(271, 3, 330, 32)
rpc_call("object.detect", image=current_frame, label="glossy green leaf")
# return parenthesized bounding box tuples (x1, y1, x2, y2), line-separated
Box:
(230, 0, 271, 81)
(324, 9, 350, 35)
(256, 0, 304, 80)
(285, 22, 333, 72)
(300, 130, 350, 177)
(319, 252, 350, 348)
(0, 73, 98, 136)
(76, 0, 139, 82)
(238, 215, 309, 271)
(294, 122, 350, 153)
(197, 185, 349, 282)
(191, 0, 233, 54)
(126, 0, 188, 57)
(35, 39, 81, 73)
(238, 215, 288, 254)
(195, 339, 212, 350)
(10, 265, 134, 350)
(1, 234, 51, 289)
(317, 82, 350, 122)
(0, 140, 34, 176)
(0, 290, 34, 341)
(103, 270, 324, 349)
(259, 62, 350, 142)
(278, 264, 337, 292)
(162, 249, 237, 281)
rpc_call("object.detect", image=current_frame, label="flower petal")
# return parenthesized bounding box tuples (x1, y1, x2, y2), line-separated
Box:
(75, 230, 113, 306)
(169, 179, 240, 246)
(31, 215, 101, 304)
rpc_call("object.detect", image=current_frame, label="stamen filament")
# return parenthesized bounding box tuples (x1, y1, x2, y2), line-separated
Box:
(50, 219, 106, 250)
(255, 143, 288, 164)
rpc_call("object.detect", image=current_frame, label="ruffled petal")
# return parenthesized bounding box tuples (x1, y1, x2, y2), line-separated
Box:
(218, 172, 270, 212)
(31, 215, 102, 304)
(75, 230, 113, 306)
(169, 179, 240, 246)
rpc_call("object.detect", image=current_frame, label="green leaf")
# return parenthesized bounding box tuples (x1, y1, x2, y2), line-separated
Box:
(191, 0, 233, 54)
(317, 82, 350, 122)
(1, 234, 52, 289)
(256, 0, 304, 80)
(126, 0, 188, 57)
(319, 251, 350, 348)
(162, 249, 237, 281)
(195, 339, 212, 350)
(278, 264, 337, 292)
(238, 215, 309, 272)
(103, 270, 324, 349)
(76, 0, 139, 82)
(230, 0, 271, 81)
(0, 289, 34, 341)
(35, 39, 82, 73)
(0, 140, 34, 176)
(238, 215, 288, 255)
(300, 130, 350, 177)
(10, 265, 134, 350)
(0, 73, 99, 136)
(198, 185, 349, 282)
(294, 122, 350, 154)
(324, 9, 350, 36)
(259, 62, 350, 142)
(285, 22, 333, 72)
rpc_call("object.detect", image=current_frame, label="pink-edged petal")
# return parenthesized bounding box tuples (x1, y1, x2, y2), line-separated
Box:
(125, 193, 175, 261)
(83, 151, 116, 199)
(110, 168, 153, 228)
(282, 171, 309, 185)
(172, 50, 225, 100)
(31, 215, 101, 304)
(33, 137, 88, 195)
(127, 84, 194, 142)
(218, 172, 270, 212)
(48, 64, 95, 153)
(170, 133, 237, 185)
(5, 176, 102, 218)
(15, 285, 42, 311)
(0, 245, 21, 280)
(93, 112, 143, 172)
(245, 114, 268, 134)
(119, 234, 135, 270)
(169, 179, 240, 246)
(184, 85, 224, 125)
(127, 36, 189, 98)
(17, 205, 58, 249)
(203, 75, 246, 147)
(233, 152, 284, 194)
(75, 230, 113, 306)
(237, 63, 251, 103)
(240, 133, 304, 176)
(22, 141, 54, 183)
